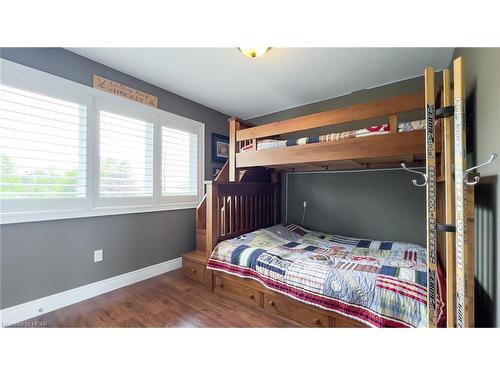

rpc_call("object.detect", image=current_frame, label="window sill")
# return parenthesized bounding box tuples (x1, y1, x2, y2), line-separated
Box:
(0, 202, 199, 225)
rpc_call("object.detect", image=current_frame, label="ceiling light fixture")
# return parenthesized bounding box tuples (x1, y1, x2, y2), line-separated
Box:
(239, 47, 270, 58)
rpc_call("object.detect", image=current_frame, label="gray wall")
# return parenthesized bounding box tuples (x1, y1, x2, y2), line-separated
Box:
(0, 48, 229, 309)
(1, 211, 194, 308)
(287, 170, 425, 246)
(250, 76, 431, 245)
(452, 48, 500, 327)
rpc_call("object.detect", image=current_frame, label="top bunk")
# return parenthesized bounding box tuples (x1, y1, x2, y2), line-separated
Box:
(229, 91, 442, 175)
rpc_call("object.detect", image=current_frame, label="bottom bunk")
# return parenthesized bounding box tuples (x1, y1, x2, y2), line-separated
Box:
(206, 224, 446, 328)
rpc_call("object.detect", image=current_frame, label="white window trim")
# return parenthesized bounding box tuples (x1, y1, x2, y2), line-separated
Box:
(0, 58, 205, 225)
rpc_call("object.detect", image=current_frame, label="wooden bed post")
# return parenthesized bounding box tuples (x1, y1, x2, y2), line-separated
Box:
(228, 118, 240, 182)
(205, 182, 218, 290)
(271, 170, 280, 225)
(442, 69, 456, 327)
(424, 67, 438, 328)
(454, 57, 475, 327)
(205, 182, 218, 257)
(389, 114, 398, 133)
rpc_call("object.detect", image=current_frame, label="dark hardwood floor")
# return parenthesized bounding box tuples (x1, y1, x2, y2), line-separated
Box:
(17, 270, 301, 328)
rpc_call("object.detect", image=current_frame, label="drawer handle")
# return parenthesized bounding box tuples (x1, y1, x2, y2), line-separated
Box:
(249, 294, 255, 299)
(268, 300, 275, 307)
(191, 269, 197, 274)
(313, 318, 321, 325)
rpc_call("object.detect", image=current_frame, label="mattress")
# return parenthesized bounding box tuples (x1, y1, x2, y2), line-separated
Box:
(240, 119, 426, 152)
(207, 223, 445, 328)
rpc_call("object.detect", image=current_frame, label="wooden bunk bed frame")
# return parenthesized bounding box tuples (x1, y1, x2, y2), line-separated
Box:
(183, 58, 478, 328)
(232, 91, 435, 173)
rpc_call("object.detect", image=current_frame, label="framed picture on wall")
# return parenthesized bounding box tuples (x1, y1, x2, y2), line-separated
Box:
(212, 133, 229, 164)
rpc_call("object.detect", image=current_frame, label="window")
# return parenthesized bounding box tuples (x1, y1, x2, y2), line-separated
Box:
(97, 106, 154, 206)
(161, 125, 199, 202)
(0, 84, 88, 213)
(0, 59, 205, 224)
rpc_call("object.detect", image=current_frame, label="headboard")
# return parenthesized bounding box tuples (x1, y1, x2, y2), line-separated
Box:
(205, 180, 280, 258)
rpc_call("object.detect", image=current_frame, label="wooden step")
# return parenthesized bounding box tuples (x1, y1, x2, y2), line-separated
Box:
(183, 250, 207, 263)
(182, 250, 208, 285)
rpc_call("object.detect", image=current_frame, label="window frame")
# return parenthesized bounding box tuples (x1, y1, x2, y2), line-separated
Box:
(95, 99, 156, 208)
(0, 60, 93, 218)
(159, 115, 204, 207)
(0, 59, 205, 224)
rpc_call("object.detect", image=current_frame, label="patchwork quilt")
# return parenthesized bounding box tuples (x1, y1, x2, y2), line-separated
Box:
(207, 224, 445, 328)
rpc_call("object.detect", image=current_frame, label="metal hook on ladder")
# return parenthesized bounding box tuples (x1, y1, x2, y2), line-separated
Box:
(463, 153, 497, 186)
(401, 163, 428, 187)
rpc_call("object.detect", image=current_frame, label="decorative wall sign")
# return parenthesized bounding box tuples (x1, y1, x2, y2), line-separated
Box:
(93, 75, 158, 108)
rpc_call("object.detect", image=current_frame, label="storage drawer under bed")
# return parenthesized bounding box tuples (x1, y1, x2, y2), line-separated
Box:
(264, 293, 329, 327)
(211, 271, 368, 328)
(214, 275, 264, 308)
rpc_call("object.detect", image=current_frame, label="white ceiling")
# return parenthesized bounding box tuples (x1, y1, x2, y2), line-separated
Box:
(68, 48, 454, 119)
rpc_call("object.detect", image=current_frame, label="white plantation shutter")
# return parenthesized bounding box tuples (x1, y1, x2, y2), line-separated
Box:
(161, 122, 201, 203)
(0, 84, 87, 210)
(1, 59, 204, 223)
(98, 108, 154, 203)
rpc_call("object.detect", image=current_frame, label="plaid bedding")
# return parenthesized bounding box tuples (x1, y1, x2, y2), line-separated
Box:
(398, 119, 426, 132)
(239, 120, 426, 152)
(207, 224, 445, 328)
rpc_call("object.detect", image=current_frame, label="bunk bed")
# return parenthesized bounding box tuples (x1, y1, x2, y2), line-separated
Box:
(182, 57, 480, 328)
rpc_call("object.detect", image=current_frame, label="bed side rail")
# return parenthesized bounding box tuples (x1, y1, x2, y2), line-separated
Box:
(237, 91, 423, 142)
(205, 180, 279, 258)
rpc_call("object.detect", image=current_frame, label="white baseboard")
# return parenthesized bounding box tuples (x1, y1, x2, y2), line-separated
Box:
(0, 257, 182, 327)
